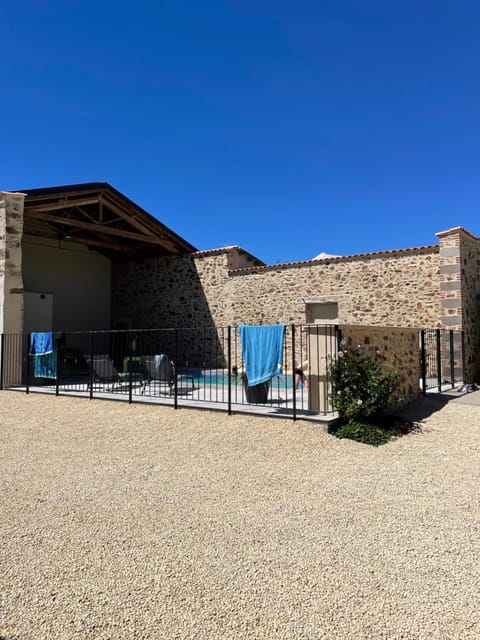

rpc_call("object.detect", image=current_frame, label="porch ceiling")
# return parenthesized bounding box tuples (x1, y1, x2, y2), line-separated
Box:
(22, 182, 197, 260)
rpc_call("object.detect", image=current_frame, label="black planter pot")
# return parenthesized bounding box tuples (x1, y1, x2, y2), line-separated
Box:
(242, 374, 270, 403)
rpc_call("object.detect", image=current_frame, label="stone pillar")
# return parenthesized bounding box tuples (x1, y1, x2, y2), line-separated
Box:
(0, 192, 26, 386)
(436, 226, 480, 382)
(0, 192, 25, 334)
(436, 227, 463, 330)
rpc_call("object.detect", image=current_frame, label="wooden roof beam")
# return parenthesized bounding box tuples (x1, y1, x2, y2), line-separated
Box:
(101, 194, 159, 238)
(25, 196, 100, 213)
(28, 210, 179, 248)
(91, 195, 184, 252)
(61, 234, 133, 254)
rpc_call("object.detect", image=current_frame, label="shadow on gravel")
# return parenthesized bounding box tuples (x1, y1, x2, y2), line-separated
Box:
(393, 393, 453, 423)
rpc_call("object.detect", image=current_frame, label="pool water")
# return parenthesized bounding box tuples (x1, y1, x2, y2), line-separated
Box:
(179, 370, 302, 390)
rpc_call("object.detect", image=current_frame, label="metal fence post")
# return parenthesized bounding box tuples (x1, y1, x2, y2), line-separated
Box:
(0, 333, 4, 391)
(461, 331, 466, 383)
(449, 330, 455, 388)
(55, 335, 60, 396)
(174, 328, 178, 409)
(127, 330, 133, 405)
(227, 325, 232, 415)
(291, 324, 296, 421)
(89, 331, 94, 400)
(420, 329, 427, 396)
(436, 328, 442, 392)
(26, 334, 31, 394)
(335, 326, 342, 411)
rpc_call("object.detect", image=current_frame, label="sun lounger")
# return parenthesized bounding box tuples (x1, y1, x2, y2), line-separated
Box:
(141, 355, 195, 395)
(88, 354, 149, 393)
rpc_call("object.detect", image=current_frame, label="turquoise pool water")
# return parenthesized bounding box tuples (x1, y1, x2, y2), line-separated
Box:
(179, 370, 302, 389)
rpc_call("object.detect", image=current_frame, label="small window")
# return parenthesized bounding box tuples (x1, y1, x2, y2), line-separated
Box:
(306, 302, 338, 324)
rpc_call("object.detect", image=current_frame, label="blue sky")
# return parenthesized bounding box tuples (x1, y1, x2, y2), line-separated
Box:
(2, 1, 480, 264)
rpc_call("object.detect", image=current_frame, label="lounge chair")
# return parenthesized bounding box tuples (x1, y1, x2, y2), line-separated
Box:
(141, 354, 195, 395)
(88, 354, 149, 393)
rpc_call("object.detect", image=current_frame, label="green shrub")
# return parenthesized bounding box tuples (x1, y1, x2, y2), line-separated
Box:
(334, 421, 391, 446)
(329, 345, 400, 422)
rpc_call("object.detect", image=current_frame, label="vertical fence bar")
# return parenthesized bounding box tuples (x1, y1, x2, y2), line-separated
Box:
(420, 330, 427, 396)
(449, 330, 455, 388)
(299, 324, 306, 411)
(461, 331, 466, 383)
(233, 327, 239, 405)
(89, 331, 94, 400)
(291, 324, 296, 421)
(174, 329, 178, 409)
(315, 324, 320, 413)
(0, 333, 4, 391)
(26, 334, 31, 394)
(335, 326, 342, 412)
(128, 334, 133, 405)
(333, 325, 339, 412)
(227, 325, 232, 415)
(323, 326, 328, 415)
(436, 328, 442, 392)
(55, 335, 60, 396)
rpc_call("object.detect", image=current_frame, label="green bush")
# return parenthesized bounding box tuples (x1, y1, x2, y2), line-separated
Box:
(329, 345, 400, 422)
(334, 421, 391, 446)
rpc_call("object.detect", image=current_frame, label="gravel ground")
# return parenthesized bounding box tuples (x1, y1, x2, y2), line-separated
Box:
(1, 391, 480, 640)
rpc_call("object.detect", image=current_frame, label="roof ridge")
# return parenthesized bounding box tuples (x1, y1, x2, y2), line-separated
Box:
(228, 244, 438, 274)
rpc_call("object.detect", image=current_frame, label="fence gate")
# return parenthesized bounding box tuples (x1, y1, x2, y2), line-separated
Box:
(420, 329, 465, 394)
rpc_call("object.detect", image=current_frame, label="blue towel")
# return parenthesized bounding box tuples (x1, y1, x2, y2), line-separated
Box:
(238, 325, 285, 386)
(30, 332, 53, 355)
(34, 352, 57, 379)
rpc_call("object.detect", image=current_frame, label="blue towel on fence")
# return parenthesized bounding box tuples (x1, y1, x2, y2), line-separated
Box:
(238, 325, 285, 386)
(34, 352, 57, 379)
(30, 332, 53, 355)
(30, 332, 57, 379)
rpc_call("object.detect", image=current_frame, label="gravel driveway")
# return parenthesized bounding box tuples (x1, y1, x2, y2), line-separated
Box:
(1, 391, 480, 639)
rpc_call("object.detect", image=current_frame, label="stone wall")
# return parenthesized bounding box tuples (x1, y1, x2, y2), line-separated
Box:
(227, 247, 440, 329)
(112, 251, 228, 329)
(111, 244, 440, 371)
(111, 248, 257, 366)
(112, 246, 262, 330)
(112, 245, 440, 334)
(340, 325, 421, 407)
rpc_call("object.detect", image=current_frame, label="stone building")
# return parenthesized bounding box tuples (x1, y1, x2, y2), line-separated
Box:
(1, 183, 479, 379)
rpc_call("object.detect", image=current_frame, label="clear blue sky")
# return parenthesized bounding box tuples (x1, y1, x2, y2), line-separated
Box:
(2, 1, 480, 264)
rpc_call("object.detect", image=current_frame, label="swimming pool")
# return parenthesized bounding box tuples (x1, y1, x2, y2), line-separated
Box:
(178, 369, 304, 390)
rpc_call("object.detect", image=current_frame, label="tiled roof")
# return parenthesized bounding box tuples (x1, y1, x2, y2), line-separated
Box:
(193, 246, 264, 265)
(435, 226, 479, 240)
(228, 244, 438, 274)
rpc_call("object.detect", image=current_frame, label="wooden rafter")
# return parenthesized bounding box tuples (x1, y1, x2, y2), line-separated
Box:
(27, 210, 176, 247)
(74, 205, 122, 226)
(102, 194, 184, 252)
(101, 193, 160, 238)
(25, 196, 100, 213)
(22, 182, 197, 258)
(61, 234, 133, 253)
(74, 205, 99, 224)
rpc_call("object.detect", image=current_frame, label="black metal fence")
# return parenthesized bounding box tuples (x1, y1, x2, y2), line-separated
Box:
(420, 328, 465, 394)
(1, 325, 464, 416)
(0, 325, 340, 420)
